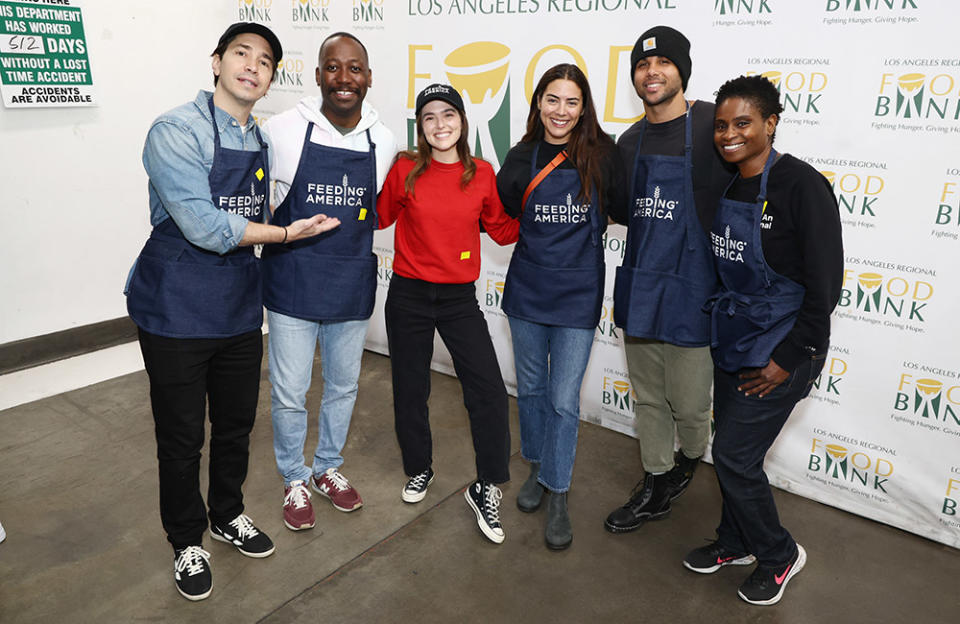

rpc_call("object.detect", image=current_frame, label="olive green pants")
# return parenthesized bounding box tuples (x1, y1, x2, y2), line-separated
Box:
(624, 337, 713, 474)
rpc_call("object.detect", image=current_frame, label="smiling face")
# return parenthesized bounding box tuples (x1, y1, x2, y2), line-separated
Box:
(419, 99, 462, 163)
(317, 35, 371, 128)
(633, 55, 683, 111)
(212, 33, 275, 115)
(714, 96, 778, 178)
(538, 78, 583, 145)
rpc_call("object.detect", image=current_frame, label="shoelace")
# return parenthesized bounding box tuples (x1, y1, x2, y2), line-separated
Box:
(483, 484, 503, 523)
(325, 470, 350, 492)
(285, 482, 311, 509)
(175, 546, 210, 577)
(407, 470, 430, 490)
(228, 514, 260, 539)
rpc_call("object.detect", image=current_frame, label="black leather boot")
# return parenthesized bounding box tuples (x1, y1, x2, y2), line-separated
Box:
(603, 473, 671, 533)
(666, 451, 701, 501)
(516, 461, 544, 512)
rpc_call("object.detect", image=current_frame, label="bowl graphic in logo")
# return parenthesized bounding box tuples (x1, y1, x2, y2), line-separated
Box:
(444, 42, 511, 168)
(915, 378, 943, 396)
(825, 443, 848, 478)
(856, 272, 883, 311)
(914, 378, 943, 418)
(612, 380, 630, 395)
(821, 170, 836, 185)
(760, 70, 782, 89)
(896, 73, 925, 118)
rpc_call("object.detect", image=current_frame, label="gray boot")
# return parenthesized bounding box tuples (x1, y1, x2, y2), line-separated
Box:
(545, 491, 572, 550)
(516, 462, 544, 512)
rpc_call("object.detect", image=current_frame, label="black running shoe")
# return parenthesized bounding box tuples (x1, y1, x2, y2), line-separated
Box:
(173, 545, 212, 601)
(209, 514, 275, 558)
(683, 540, 756, 574)
(738, 544, 807, 606)
(401, 468, 435, 503)
(464, 480, 505, 544)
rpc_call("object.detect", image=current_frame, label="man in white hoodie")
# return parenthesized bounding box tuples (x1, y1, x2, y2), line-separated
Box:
(262, 32, 397, 531)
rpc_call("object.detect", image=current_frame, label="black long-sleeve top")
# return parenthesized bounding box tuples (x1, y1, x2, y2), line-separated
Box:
(726, 153, 844, 371)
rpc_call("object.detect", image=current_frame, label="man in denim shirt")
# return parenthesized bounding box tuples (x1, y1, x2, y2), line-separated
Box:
(126, 22, 339, 602)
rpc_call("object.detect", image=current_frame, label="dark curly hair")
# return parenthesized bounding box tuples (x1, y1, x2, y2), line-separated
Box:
(715, 75, 783, 142)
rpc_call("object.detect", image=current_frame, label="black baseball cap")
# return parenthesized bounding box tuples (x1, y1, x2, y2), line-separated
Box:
(217, 22, 283, 63)
(415, 83, 465, 116)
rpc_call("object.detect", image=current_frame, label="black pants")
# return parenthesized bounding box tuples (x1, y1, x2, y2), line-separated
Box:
(385, 275, 510, 484)
(138, 328, 262, 550)
(711, 354, 825, 567)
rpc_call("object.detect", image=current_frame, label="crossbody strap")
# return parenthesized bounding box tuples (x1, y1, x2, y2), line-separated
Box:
(521, 150, 568, 212)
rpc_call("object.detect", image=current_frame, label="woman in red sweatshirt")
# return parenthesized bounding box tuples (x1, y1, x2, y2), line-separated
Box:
(378, 84, 519, 545)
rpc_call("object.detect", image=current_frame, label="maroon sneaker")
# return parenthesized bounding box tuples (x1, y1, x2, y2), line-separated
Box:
(312, 468, 363, 512)
(283, 480, 315, 531)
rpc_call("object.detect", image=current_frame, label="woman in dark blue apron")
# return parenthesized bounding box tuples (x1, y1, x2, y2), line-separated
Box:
(125, 22, 338, 602)
(495, 64, 619, 550)
(683, 75, 843, 606)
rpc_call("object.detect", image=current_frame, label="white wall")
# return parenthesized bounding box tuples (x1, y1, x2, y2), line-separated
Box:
(0, 1, 231, 343)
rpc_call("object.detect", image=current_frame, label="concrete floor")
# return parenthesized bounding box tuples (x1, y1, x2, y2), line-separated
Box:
(0, 347, 957, 623)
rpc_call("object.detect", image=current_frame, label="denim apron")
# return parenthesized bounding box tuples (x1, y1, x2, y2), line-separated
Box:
(501, 143, 605, 329)
(613, 105, 716, 346)
(126, 97, 267, 338)
(706, 150, 806, 373)
(262, 123, 377, 321)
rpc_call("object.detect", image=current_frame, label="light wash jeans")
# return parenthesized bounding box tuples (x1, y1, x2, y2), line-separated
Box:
(268, 310, 368, 485)
(509, 317, 595, 493)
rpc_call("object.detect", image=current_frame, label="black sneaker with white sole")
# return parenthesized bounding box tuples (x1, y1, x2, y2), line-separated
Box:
(464, 480, 504, 544)
(401, 468, 435, 503)
(209, 514, 275, 558)
(173, 545, 212, 601)
(738, 544, 807, 606)
(683, 540, 756, 574)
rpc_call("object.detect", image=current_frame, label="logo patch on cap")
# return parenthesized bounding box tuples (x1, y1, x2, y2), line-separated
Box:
(643, 37, 656, 51)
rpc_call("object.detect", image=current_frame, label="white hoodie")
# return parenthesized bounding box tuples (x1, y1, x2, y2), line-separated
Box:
(264, 96, 398, 208)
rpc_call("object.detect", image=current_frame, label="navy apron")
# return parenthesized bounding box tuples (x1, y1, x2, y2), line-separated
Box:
(706, 150, 806, 373)
(501, 143, 606, 329)
(613, 105, 716, 346)
(126, 97, 268, 338)
(262, 123, 377, 321)
(501, 144, 604, 329)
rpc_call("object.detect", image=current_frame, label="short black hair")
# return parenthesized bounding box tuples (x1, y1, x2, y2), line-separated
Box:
(318, 32, 369, 65)
(211, 32, 280, 86)
(716, 74, 784, 141)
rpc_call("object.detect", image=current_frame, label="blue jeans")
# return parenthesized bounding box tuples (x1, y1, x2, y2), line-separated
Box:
(509, 317, 595, 492)
(268, 310, 368, 485)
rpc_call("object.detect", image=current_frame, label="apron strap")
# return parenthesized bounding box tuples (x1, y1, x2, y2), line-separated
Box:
(522, 150, 568, 212)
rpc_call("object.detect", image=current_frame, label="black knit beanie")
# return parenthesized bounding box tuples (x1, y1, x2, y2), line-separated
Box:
(629, 26, 692, 91)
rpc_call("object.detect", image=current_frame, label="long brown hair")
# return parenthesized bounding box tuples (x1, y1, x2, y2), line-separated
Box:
(521, 63, 613, 208)
(402, 106, 477, 195)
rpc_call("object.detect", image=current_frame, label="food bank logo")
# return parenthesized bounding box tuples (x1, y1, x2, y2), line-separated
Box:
(935, 176, 960, 233)
(826, 0, 918, 12)
(238, 0, 273, 21)
(601, 373, 635, 415)
(274, 56, 305, 90)
(943, 478, 960, 522)
(374, 247, 393, 286)
(811, 356, 847, 397)
(838, 269, 933, 322)
(893, 372, 960, 427)
(292, 0, 329, 23)
(484, 278, 505, 309)
(353, 0, 384, 22)
(807, 438, 894, 493)
(822, 169, 884, 218)
(875, 72, 960, 120)
(715, 0, 772, 13)
(596, 302, 619, 341)
(750, 69, 827, 116)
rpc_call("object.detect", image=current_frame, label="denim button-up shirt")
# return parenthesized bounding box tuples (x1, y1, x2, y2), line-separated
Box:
(141, 90, 273, 254)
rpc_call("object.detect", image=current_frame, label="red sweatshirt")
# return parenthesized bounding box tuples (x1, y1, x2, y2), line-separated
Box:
(378, 156, 519, 283)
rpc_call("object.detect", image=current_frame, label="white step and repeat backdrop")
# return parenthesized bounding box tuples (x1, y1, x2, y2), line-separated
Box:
(236, 0, 959, 549)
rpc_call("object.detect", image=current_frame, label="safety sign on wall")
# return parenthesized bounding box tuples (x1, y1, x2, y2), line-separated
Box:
(0, 0, 94, 108)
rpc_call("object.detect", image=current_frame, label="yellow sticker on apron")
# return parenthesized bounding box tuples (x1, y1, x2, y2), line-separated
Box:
(460, 251, 470, 260)
(359, 208, 368, 221)
(255, 168, 265, 181)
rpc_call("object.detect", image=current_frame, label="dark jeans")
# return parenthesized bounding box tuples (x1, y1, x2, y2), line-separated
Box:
(385, 275, 510, 484)
(138, 328, 262, 550)
(711, 353, 826, 567)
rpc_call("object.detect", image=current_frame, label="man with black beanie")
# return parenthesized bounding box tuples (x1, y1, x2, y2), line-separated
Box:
(605, 26, 733, 534)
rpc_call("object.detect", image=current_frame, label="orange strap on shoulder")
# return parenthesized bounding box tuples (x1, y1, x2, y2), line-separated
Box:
(521, 150, 568, 213)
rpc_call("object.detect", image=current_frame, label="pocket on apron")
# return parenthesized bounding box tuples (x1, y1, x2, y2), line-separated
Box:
(613, 266, 712, 345)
